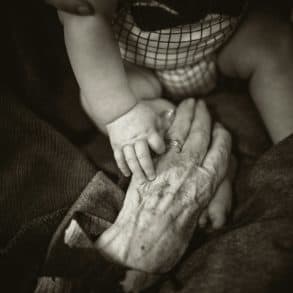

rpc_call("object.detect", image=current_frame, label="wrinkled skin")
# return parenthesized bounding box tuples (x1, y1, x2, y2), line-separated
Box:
(96, 99, 232, 274)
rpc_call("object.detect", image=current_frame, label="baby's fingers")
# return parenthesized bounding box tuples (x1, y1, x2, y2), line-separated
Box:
(123, 144, 146, 184)
(114, 149, 131, 177)
(148, 132, 166, 155)
(135, 140, 156, 181)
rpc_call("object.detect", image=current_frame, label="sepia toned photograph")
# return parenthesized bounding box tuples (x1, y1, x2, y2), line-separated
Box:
(1, 1, 293, 292)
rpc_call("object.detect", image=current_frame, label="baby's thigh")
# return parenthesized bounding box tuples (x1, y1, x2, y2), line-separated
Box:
(218, 8, 293, 76)
(245, 12, 292, 65)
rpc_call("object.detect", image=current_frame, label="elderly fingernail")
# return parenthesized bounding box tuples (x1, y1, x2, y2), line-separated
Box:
(76, 3, 94, 15)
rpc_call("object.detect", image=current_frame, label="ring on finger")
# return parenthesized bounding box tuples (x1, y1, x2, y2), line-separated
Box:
(164, 108, 176, 120)
(166, 139, 183, 153)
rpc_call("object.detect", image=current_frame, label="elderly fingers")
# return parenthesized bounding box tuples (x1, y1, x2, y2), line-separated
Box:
(199, 177, 232, 230)
(183, 100, 212, 164)
(202, 122, 232, 194)
(166, 98, 196, 152)
(208, 178, 232, 229)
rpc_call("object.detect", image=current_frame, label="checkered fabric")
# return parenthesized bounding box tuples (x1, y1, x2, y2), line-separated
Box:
(113, 7, 242, 98)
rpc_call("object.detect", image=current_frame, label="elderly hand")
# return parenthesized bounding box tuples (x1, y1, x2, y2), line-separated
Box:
(44, 0, 94, 15)
(96, 98, 232, 274)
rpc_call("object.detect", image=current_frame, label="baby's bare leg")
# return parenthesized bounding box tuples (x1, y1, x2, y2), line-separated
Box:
(204, 8, 293, 228)
(218, 7, 293, 143)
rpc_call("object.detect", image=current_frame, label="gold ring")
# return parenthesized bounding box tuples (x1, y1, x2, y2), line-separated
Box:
(167, 139, 183, 153)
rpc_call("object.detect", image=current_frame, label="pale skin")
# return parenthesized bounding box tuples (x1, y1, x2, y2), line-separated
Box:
(58, 0, 167, 186)
(64, 99, 232, 290)
(56, 1, 293, 230)
(96, 100, 232, 273)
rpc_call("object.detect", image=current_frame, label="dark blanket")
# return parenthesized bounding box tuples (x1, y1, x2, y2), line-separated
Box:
(0, 1, 292, 292)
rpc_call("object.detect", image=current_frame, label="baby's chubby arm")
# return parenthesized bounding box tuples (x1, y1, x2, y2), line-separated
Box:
(58, 0, 135, 124)
(59, 0, 166, 182)
(218, 7, 293, 143)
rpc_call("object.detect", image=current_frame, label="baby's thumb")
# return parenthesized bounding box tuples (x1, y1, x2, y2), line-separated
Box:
(148, 132, 166, 155)
(157, 109, 176, 137)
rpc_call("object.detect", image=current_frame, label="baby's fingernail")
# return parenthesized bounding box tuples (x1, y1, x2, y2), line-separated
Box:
(76, 3, 94, 15)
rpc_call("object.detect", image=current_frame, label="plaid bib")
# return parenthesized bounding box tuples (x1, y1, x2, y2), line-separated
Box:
(113, 2, 244, 98)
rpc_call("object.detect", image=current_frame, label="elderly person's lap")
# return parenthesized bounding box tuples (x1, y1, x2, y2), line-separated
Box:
(32, 94, 293, 291)
(1, 90, 292, 292)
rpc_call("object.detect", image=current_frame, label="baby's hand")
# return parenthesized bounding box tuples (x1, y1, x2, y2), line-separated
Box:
(106, 103, 166, 183)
